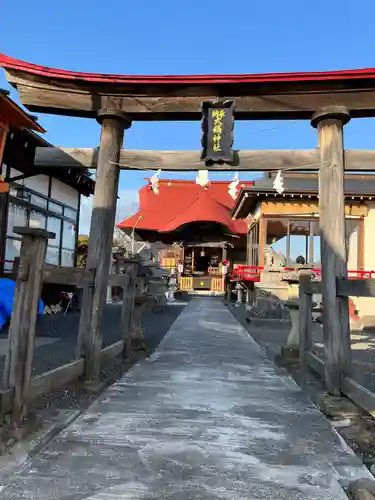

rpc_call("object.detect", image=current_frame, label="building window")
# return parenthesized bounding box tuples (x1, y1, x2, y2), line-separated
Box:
(30, 193, 47, 209)
(7, 202, 27, 237)
(47, 217, 62, 247)
(4, 238, 21, 271)
(266, 218, 288, 267)
(289, 220, 310, 264)
(29, 209, 46, 230)
(64, 206, 77, 220)
(61, 249, 74, 267)
(46, 246, 60, 266)
(264, 217, 360, 268)
(4, 190, 78, 270)
(48, 201, 63, 215)
(62, 221, 76, 250)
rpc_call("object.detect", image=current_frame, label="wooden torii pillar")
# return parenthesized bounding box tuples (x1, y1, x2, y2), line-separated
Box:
(77, 109, 131, 384)
(311, 106, 351, 395)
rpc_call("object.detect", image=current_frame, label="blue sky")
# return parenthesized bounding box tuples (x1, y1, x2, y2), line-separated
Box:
(2, 0, 375, 229)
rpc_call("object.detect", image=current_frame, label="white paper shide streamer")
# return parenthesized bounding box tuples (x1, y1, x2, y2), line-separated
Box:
(228, 172, 239, 200)
(196, 169, 209, 187)
(150, 169, 161, 194)
(273, 170, 284, 194)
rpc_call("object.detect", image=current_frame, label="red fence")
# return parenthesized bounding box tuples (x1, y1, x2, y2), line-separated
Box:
(232, 265, 375, 283)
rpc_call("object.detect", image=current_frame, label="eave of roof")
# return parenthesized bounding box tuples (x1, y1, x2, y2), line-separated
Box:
(233, 187, 375, 219)
(0, 89, 45, 133)
(4, 126, 95, 196)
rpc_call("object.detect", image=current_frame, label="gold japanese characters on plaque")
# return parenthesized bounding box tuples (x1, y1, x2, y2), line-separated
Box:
(201, 101, 235, 164)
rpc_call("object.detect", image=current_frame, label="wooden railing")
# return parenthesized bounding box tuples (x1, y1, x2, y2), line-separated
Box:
(299, 270, 375, 417)
(211, 277, 224, 293)
(0, 227, 139, 424)
(180, 276, 193, 291)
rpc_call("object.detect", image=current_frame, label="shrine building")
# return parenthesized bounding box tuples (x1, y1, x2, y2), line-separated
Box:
(232, 172, 375, 315)
(118, 178, 254, 293)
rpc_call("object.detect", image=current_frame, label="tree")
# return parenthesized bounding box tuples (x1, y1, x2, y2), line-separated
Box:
(77, 235, 88, 268)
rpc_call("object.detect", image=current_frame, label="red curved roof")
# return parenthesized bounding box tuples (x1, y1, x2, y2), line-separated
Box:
(1, 53, 375, 85)
(118, 179, 251, 235)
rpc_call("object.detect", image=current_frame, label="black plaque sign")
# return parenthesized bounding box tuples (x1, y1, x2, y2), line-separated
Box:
(201, 100, 235, 164)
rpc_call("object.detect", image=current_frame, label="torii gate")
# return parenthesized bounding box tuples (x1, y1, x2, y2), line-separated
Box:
(2, 53, 375, 394)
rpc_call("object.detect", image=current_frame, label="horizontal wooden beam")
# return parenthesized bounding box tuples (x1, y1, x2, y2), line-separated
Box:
(108, 273, 128, 287)
(43, 265, 95, 286)
(35, 147, 375, 172)
(341, 376, 375, 418)
(336, 277, 375, 297)
(7, 69, 375, 120)
(306, 351, 324, 377)
(29, 359, 85, 399)
(101, 340, 124, 358)
(306, 352, 375, 418)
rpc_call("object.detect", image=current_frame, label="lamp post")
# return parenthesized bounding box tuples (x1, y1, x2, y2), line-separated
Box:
(131, 215, 143, 255)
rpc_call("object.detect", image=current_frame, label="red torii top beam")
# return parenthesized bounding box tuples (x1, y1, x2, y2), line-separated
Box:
(2, 54, 375, 120)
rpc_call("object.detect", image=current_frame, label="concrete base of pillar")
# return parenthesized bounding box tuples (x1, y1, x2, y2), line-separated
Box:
(280, 344, 299, 363)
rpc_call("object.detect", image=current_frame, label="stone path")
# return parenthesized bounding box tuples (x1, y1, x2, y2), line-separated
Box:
(1, 298, 372, 499)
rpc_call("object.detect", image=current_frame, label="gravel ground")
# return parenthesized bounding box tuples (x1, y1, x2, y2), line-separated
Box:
(0, 302, 183, 377)
(229, 301, 375, 394)
(0, 301, 187, 464)
(229, 301, 375, 472)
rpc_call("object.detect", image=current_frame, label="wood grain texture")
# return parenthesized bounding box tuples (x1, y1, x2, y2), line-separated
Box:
(341, 376, 375, 418)
(2, 232, 48, 423)
(121, 263, 137, 359)
(336, 277, 375, 297)
(77, 114, 128, 382)
(34, 146, 375, 172)
(261, 201, 367, 217)
(43, 265, 95, 286)
(298, 271, 313, 378)
(314, 109, 351, 395)
(29, 359, 85, 399)
(306, 351, 325, 377)
(8, 68, 375, 120)
(101, 340, 124, 359)
(107, 273, 128, 287)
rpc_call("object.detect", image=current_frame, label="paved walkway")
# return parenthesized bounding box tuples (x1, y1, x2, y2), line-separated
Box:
(1, 299, 372, 499)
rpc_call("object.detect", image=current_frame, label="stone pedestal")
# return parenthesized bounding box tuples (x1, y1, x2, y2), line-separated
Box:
(131, 294, 150, 351)
(285, 300, 299, 345)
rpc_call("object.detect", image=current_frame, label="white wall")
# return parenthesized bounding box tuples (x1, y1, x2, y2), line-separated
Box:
(51, 178, 79, 209)
(9, 168, 49, 196)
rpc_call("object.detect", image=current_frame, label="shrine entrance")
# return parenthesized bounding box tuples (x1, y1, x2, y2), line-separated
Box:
(2, 53, 375, 398)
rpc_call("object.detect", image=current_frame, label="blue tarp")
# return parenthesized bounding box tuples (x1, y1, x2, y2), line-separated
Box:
(0, 278, 44, 329)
